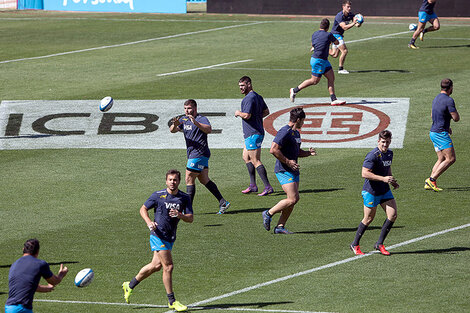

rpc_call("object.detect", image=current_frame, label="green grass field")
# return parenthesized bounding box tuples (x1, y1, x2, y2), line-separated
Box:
(1, 10, 469, 313)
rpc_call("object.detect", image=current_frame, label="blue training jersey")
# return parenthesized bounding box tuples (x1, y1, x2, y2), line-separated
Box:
(430, 93, 457, 133)
(6, 255, 53, 309)
(362, 147, 393, 196)
(273, 124, 301, 175)
(178, 114, 211, 159)
(331, 10, 355, 36)
(241, 91, 268, 139)
(419, 0, 436, 14)
(311, 30, 337, 60)
(144, 189, 193, 243)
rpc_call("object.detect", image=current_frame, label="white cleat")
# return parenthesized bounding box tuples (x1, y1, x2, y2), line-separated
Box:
(331, 99, 346, 106)
(338, 69, 349, 74)
(289, 88, 296, 102)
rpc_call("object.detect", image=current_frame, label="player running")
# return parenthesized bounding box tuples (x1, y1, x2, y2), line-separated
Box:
(329, 0, 361, 74)
(289, 18, 346, 105)
(425, 78, 460, 191)
(262, 107, 317, 234)
(409, 0, 440, 49)
(170, 99, 230, 214)
(122, 170, 192, 312)
(236, 76, 274, 196)
(350, 130, 399, 256)
(5, 239, 68, 313)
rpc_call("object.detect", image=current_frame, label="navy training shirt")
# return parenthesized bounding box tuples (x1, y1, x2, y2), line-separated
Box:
(362, 147, 393, 196)
(311, 30, 337, 60)
(178, 114, 211, 159)
(6, 255, 53, 309)
(430, 93, 457, 133)
(241, 91, 268, 139)
(273, 124, 301, 175)
(419, 0, 436, 14)
(331, 10, 355, 36)
(144, 189, 193, 243)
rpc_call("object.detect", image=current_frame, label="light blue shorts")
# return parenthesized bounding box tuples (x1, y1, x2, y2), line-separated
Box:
(362, 190, 394, 208)
(186, 156, 209, 172)
(245, 134, 264, 150)
(5, 305, 33, 313)
(332, 33, 345, 46)
(430, 131, 453, 151)
(275, 171, 299, 185)
(150, 235, 174, 251)
(310, 57, 332, 77)
(419, 11, 438, 23)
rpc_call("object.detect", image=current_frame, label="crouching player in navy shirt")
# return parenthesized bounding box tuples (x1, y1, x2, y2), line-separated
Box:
(262, 107, 317, 234)
(5, 239, 68, 313)
(350, 130, 399, 256)
(122, 169, 193, 312)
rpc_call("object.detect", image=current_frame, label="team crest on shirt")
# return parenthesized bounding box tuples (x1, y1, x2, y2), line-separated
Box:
(160, 194, 167, 199)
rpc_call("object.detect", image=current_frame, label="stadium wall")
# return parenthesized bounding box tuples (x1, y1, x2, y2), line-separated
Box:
(207, 0, 470, 17)
(0, 0, 17, 9)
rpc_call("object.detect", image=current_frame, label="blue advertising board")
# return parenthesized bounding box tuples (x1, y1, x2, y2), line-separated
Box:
(43, 0, 186, 14)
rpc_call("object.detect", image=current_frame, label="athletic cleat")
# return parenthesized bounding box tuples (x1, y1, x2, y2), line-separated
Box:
(274, 226, 294, 234)
(374, 243, 391, 256)
(242, 184, 258, 194)
(350, 244, 365, 255)
(122, 282, 133, 304)
(258, 186, 274, 196)
(425, 178, 442, 192)
(408, 43, 419, 49)
(419, 31, 424, 41)
(168, 300, 188, 312)
(289, 88, 297, 102)
(338, 69, 349, 74)
(331, 99, 346, 106)
(262, 210, 272, 231)
(217, 200, 231, 214)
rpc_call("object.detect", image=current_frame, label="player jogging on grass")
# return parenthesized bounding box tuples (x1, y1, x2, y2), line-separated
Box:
(425, 78, 460, 192)
(5, 239, 68, 313)
(289, 18, 346, 106)
(236, 76, 274, 196)
(350, 130, 399, 256)
(409, 0, 440, 49)
(122, 169, 193, 312)
(262, 107, 317, 234)
(330, 0, 361, 74)
(170, 99, 230, 214)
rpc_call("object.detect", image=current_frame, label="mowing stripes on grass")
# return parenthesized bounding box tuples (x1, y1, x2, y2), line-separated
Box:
(157, 59, 254, 77)
(184, 223, 470, 309)
(0, 22, 266, 65)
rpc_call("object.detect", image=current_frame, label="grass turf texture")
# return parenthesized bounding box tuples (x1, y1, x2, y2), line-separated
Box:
(1, 11, 470, 313)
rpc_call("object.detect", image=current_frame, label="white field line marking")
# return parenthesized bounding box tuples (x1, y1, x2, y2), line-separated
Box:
(0, 22, 265, 65)
(34, 299, 330, 313)
(184, 223, 470, 309)
(35, 223, 469, 312)
(157, 59, 254, 77)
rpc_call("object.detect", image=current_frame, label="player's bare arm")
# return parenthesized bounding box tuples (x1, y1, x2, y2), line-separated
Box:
(299, 147, 317, 157)
(45, 264, 68, 286)
(362, 167, 396, 185)
(36, 284, 55, 293)
(140, 204, 157, 230)
(189, 116, 212, 134)
(169, 117, 181, 133)
(450, 111, 460, 122)
(235, 110, 251, 120)
(170, 209, 194, 223)
(270, 142, 299, 171)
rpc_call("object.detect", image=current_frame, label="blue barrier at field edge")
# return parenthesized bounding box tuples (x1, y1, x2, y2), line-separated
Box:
(18, 0, 43, 9)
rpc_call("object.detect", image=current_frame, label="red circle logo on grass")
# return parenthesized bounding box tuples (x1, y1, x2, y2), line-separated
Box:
(264, 103, 390, 143)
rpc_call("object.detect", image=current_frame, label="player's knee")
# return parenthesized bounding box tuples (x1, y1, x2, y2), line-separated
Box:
(163, 263, 173, 273)
(434, 24, 440, 31)
(448, 155, 456, 165)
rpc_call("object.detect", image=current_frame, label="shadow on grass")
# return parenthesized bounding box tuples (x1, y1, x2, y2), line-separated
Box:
(132, 301, 293, 310)
(202, 207, 270, 215)
(445, 186, 470, 191)
(348, 69, 411, 73)
(0, 292, 7, 295)
(0, 261, 79, 269)
(424, 44, 470, 49)
(295, 225, 404, 234)
(391, 246, 470, 255)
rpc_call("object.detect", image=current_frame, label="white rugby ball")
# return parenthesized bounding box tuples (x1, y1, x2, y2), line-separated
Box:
(409, 23, 417, 31)
(99, 96, 113, 112)
(74, 268, 94, 287)
(355, 14, 364, 25)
